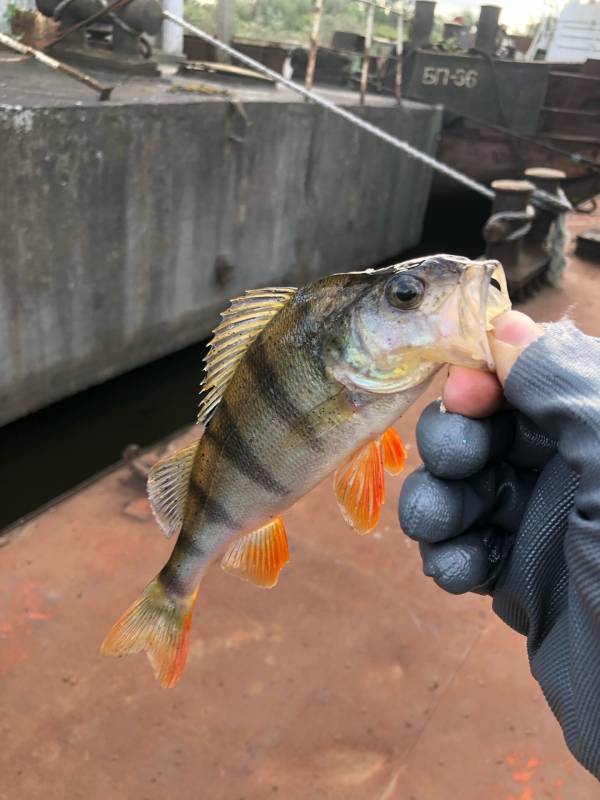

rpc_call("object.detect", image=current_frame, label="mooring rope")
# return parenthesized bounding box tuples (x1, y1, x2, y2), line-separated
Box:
(162, 11, 496, 200)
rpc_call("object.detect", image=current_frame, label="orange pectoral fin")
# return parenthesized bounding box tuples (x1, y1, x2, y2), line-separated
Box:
(221, 518, 290, 588)
(380, 427, 407, 475)
(334, 441, 384, 535)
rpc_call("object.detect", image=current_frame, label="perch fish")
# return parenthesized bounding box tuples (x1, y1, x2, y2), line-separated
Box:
(101, 254, 511, 686)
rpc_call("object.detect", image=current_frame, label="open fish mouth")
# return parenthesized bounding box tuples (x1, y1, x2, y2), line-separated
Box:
(459, 259, 511, 371)
(479, 260, 511, 370)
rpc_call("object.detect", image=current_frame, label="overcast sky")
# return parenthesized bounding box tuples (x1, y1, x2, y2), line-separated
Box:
(435, 0, 566, 33)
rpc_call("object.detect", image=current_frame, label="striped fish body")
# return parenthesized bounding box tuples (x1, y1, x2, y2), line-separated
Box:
(102, 256, 511, 686)
(162, 281, 433, 596)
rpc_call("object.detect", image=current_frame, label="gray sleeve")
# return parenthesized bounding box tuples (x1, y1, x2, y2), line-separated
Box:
(500, 321, 600, 776)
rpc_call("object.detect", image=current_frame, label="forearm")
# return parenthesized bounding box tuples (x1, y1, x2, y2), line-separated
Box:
(502, 321, 600, 777)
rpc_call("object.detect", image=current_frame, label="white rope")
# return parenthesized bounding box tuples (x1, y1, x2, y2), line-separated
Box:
(162, 11, 495, 201)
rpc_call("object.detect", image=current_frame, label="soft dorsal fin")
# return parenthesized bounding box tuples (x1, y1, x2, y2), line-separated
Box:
(221, 517, 289, 588)
(198, 287, 296, 425)
(147, 441, 199, 539)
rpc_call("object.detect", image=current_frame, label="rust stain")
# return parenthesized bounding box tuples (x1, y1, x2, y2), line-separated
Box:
(189, 621, 284, 662)
(21, 582, 51, 621)
(313, 745, 388, 786)
(0, 582, 52, 677)
(0, 643, 28, 678)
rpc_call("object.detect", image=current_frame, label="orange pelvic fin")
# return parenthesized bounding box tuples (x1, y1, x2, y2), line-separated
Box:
(100, 578, 198, 688)
(221, 518, 290, 588)
(380, 427, 407, 475)
(334, 440, 385, 535)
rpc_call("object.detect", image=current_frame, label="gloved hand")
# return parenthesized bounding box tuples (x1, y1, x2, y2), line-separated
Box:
(399, 311, 600, 780)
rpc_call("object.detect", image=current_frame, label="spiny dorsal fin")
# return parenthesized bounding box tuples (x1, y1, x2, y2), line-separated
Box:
(198, 287, 297, 426)
(221, 518, 289, 588)
(147, 441, 199, 539)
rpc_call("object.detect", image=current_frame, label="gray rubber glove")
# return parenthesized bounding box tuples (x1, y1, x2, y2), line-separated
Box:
(399, 321, 600, 780)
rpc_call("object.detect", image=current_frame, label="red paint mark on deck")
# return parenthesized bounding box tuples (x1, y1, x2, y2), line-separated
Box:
(512, 770, 533, 783)
(504, 751, 542, 800)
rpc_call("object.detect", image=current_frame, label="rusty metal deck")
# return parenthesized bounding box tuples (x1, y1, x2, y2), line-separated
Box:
(2, 218, 600, 798)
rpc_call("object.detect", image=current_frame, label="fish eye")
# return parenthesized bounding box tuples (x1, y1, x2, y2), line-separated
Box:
(490, 278, 501, 291)
(385, 274, 425, 310)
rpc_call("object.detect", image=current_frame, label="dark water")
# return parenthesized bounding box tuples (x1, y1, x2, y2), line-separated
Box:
(405, 193, 488, 261)
(0, 195, 487, 531)
(0, 341, 206, 531)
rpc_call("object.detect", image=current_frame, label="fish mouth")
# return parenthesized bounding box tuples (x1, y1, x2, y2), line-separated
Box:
(478, 260, 511, 370)
(457, 260, 511, 370)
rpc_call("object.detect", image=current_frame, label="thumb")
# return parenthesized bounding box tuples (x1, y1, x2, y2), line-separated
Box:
(489, 311, 544, 385)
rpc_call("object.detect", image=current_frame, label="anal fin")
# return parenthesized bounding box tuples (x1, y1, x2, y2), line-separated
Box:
(147, 441, 198, 539)
(221, 518, 290, 588)
(334, 441, 385, 535)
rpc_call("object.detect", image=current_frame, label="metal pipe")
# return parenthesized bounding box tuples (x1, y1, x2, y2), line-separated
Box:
(161, 10, 495, 199)
(475, 5, 501, 56)
(161, 0, 184, 55)
(409, 0, 435, 49)
(395, 12, 403, 102)
(305, 0, 322, 92)
(39, 0, 161, 36)
(42, 0, 134, 49)
(216, 0, 234, 64)
(0, 31, 113, 100)
(359, 1, 374, 105)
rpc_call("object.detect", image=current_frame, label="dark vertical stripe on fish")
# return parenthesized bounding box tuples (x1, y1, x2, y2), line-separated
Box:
(159, 558, 192, 595)
(204, 401, 290, 496)
(190, 475, 238, 530)
(245, 337, 325, 454)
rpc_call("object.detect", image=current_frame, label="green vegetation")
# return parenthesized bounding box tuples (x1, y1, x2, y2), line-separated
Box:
(183, 0, 402, 46)
(1, 1, 19, 33)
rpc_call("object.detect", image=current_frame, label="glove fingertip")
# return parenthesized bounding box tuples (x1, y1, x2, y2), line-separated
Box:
(416, 401, 492, 479)
(419, 534, 492, 595)
(399, 468, 464, 543)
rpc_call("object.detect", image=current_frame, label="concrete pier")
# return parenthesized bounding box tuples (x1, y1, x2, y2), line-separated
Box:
(0, 61, 441, 425)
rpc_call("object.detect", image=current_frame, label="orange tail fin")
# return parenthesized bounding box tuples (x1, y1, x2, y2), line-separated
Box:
(101, 578, 198, 688)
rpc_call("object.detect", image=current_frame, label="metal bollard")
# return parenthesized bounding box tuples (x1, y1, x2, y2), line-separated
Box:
(484, 179, 535, 278)
(523, 167, 567, 243)
(524, 166, 569, 287)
